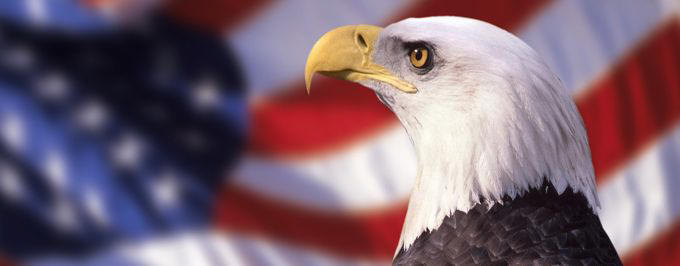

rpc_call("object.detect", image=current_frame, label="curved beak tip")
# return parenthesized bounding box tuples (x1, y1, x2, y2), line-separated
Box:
(304, 68, 314, 95)
(303, 24, 415, 95)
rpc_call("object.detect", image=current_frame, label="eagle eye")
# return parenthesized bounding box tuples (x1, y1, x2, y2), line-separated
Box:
(409, 46, 430, 69)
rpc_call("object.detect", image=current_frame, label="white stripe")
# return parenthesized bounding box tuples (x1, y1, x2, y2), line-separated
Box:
(232, 231, 293, 266)
(220, 231, 387, 266)
(233, 126, 415, 210)
(598, 122, 680, 255)
(28, 231, 388, 266)
(518, 0, 674, 95)
(175, 233, 214, 266)
(204, 231, 248, 266)
(228, 0, 414, 98)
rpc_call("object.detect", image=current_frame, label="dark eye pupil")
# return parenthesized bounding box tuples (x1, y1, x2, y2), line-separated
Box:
(414, 49, 422, 60)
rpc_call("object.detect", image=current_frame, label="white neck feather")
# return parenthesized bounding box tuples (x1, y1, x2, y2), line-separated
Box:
(391, 54, 599, 256)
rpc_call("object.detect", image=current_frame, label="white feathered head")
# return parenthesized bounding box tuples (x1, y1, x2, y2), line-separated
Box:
(305, 16, 598, 252)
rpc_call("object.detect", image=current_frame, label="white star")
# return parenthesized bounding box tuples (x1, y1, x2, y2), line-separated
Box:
(191, 77, 221, 110)
(0, 162, 23, 201)
(44, 151, 68, 192)
(34, 72, 70, 102)
(153, 169, 180, 209)
(111, 134, 144, 170)
(75, 100, 108, 132)
(0, 113, 25, 152)
(26, 0, 48, 25)
(84, 187, 109, 228)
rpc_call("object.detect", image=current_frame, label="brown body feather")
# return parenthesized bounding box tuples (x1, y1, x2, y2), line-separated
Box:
(394, 181, 621, 265)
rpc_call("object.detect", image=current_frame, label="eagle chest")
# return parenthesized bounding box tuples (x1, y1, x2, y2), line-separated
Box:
(393, 184, 621, 266)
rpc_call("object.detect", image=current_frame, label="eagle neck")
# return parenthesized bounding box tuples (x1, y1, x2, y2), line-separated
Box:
(393, 105, 600, 256)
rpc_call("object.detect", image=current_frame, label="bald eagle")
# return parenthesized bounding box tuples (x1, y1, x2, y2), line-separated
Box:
(305, 17, 622, 265)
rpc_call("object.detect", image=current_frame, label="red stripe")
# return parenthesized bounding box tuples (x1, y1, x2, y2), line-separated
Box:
(390, 0, 548, 31)
(215, 184, 407, 259)
(576, 22, 680, 183)
(163, 0, 273, 33)
(249, 0, 551, 156)
(249, 80, 395, 155)
(623, 221, 680, 266)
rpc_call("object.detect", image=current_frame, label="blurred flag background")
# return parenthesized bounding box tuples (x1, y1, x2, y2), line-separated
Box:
(0, 0, 679, 265)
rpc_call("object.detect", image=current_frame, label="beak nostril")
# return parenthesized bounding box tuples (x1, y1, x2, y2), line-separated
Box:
(356, 33, 368, 52)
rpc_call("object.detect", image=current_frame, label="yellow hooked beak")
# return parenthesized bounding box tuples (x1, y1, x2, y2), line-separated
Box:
(304, 25, 417, 94)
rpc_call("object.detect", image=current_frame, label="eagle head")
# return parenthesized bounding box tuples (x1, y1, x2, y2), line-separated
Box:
(305, 16, 599, 253)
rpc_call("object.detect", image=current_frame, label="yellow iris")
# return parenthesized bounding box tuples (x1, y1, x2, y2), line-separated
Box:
(409, 47, 429, 68)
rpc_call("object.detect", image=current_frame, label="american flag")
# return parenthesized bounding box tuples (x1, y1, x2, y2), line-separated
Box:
(0, 0, 679, 265)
